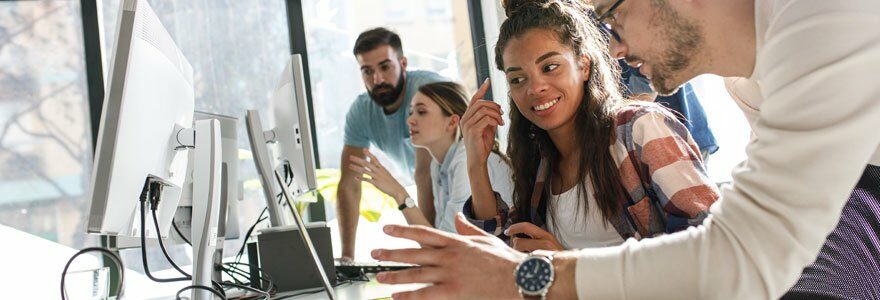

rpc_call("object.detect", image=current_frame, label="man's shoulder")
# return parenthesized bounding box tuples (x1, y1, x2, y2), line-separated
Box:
(407, 70, 448, 85)
(765, 0, 880, 34)
(346, 93, 380, 121)
(348, 92, 374, 111)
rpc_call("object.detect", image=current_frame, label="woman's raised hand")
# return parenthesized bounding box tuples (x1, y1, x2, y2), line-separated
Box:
(460, 79, 504, 169)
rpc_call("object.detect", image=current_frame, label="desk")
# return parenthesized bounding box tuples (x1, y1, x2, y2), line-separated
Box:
(273, 276, 424, 300)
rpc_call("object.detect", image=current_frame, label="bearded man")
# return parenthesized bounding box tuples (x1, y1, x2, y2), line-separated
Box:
(336, 27, 446, 262)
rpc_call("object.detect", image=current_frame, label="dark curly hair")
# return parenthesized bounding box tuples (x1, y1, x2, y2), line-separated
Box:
(497, 0, 625, 226)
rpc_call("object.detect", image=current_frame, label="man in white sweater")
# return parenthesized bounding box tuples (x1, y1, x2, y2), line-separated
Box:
(369, 0, 880, 299)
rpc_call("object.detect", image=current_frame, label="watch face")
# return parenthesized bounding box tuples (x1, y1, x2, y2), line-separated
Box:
(516, 257, 553, 293)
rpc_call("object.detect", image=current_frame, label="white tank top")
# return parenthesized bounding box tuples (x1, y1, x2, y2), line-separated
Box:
(545, 182, 625, 249)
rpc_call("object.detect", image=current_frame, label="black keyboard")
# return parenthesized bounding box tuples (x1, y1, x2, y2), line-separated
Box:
(335, 261, 413, 278)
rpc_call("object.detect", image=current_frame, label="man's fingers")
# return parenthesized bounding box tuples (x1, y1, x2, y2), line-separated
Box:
(374, 266, 444, 285)
(380, 225, 459, 248)
(470, 78, 492, 104)
(371, 248, 447, 266)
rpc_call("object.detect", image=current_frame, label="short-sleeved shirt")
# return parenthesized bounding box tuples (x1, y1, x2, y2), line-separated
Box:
(343, 70, 447, 175)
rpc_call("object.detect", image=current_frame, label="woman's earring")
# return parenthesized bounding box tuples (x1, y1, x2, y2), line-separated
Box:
(529, 124, 537, 140)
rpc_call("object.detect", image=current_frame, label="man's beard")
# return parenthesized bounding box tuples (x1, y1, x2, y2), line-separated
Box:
(368, 72, 406, 107)
(646, 0, 704, 96)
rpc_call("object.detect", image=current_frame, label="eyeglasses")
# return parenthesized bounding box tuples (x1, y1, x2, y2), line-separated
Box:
(597, 0, 625, 42)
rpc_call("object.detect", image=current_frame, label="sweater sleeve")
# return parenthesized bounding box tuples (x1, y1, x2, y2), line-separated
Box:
(574, 2, 880, 299)
(462, 193, 515, 240)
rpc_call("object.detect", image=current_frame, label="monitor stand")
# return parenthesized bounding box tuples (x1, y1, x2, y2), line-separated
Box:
(189, 119, 222, 300)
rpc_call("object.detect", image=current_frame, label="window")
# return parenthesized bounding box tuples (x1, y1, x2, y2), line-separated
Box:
(0, 0, 96, 249)
(99, 0, 293, 243)
(382, 0, 415, 23)
(302, 0, 477, 260)
(690, 75, 751, 183)
(303, 0, 476, 174)
(425, 0, 452, 20)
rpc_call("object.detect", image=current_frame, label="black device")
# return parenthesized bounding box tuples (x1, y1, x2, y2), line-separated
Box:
(335, 260, 412, 279)
(255, 223, 336, 293)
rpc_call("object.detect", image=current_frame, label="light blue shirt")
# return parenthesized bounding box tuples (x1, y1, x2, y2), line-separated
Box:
(431, 141, 514, 233)
(343, 70, 447, 175)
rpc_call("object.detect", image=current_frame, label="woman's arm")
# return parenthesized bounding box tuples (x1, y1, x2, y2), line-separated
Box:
(460, 79, 506, 220)
(349, 149, 432, 228)
(628, 105, 719, 229)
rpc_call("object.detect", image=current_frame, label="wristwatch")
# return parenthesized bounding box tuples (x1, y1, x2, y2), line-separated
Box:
(514, 251, 555, 300)
(397, 196, 416, 211)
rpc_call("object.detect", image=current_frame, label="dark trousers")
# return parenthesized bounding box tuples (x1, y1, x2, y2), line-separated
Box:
(781, 165, 880, 300)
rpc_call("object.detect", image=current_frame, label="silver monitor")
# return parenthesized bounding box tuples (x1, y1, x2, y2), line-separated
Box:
(270, 54, 318, 195)
(245, 54, 319, 227)
(87, 1, 222, 299)
(87, 0, 194, 239)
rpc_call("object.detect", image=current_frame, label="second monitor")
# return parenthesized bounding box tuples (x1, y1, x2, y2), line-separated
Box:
(246, 54, 318, 227)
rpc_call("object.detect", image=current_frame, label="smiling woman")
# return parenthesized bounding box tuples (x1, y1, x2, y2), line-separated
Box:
(460, 0, 719, 252)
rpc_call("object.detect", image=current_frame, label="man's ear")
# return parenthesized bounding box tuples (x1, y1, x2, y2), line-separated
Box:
(399, 56, 408, 70)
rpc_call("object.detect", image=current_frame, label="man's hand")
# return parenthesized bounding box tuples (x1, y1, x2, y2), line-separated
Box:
(506, 222, 566, 252)
(372, 213, 526, 299)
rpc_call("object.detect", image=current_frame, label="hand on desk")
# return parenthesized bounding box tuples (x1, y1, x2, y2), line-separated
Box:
(370, 213, 525, 299)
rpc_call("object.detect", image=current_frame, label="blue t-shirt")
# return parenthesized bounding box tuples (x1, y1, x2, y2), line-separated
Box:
(619, 61, 719, 154)
(343, 70, 447, 174)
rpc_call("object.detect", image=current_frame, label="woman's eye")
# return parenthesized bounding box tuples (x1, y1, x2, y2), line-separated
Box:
(544, 64, 559, 72)
(508, 77, 524, 85)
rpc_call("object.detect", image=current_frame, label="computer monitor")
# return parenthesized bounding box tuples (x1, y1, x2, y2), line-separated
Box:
(87, 1, 223, 299)
(270, 54, 318, 196)
(87, 0, 195, 239)
(245, 54, 319, 227)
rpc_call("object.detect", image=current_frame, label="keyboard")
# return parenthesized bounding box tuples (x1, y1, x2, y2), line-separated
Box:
(335, 259, 414, 278)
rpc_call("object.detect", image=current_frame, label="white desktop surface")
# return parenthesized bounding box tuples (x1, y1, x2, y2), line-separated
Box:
(274, 276, 424, 300)
(0, 183, 424, 299)
(1, 223, 202, 299)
